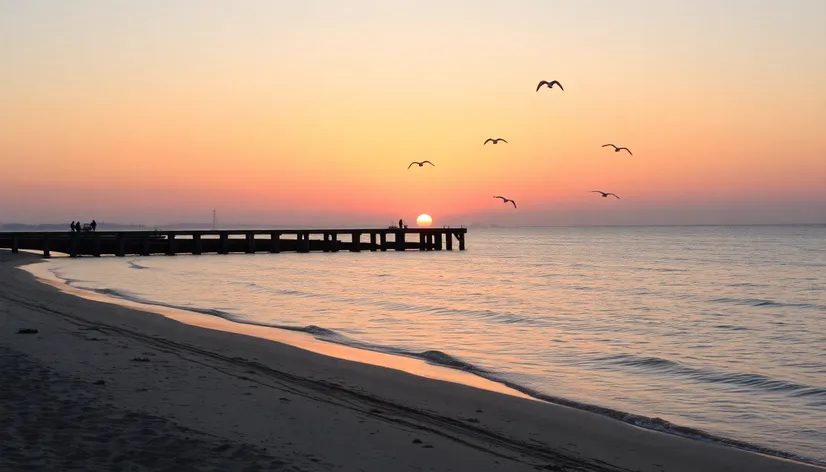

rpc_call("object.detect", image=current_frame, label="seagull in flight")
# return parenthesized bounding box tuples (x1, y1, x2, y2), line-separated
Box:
(536, 80, 564, 92)
(493, 196, 517, 208)
(408, 160, 435, 169)
(602, 144, 632, 155)
(590, 191, 620, 199)
(484, 138, 508, 145)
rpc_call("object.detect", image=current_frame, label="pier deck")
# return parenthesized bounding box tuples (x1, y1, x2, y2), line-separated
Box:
(0, 228, 467, 258)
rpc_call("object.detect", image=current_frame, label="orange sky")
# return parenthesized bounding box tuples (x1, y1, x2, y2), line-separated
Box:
(1, 1, 825, 226)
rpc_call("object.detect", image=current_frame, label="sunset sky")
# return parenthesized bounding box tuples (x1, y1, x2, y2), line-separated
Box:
(1, 1, 824, 226)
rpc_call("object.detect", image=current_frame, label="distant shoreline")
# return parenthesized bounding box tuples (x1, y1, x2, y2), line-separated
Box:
(2, 222, 823, 232)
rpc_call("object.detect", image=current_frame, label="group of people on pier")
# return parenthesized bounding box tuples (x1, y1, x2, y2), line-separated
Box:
(70, 220, 97, 232)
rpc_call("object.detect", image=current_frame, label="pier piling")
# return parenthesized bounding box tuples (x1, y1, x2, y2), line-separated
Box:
(193, 234, 202, 255)
(322, 233, 330, 252)
(298, 233, 310, 253)
(350, 232, 362, 252)
(93, 234, 101, 257)
(270, 232, 281, 253)
(166, 234, 176, 256)
(219, 234, 228, 254)
(69, 234, 78, 258)
(116, 234, 125, 257)
(395, 230, 405, 251)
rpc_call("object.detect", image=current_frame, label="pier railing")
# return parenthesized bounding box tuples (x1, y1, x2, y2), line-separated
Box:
(0, 228, 467, 258)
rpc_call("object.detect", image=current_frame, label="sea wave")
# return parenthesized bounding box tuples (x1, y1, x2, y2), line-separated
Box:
(427, 307, 545, 326)
(596, 353, 826, 400)
(710, 297, 825, 310)
(629, 266, 689, 273)
(712, 324, 752, 331)
(345, 297, 553, 328)
(725, 282, 769, 288)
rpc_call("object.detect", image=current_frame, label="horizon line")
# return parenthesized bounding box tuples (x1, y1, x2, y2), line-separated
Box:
(2, 222, 824, 230)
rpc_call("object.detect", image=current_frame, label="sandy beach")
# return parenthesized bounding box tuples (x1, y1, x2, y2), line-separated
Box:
(1, 251, 822, 472)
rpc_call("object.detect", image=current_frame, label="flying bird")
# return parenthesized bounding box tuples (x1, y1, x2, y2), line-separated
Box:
(484, 138, 508, 145)
(590, 191, 620, 199)
(408, 160, 435, 169)
(536, 80, 564, 92)
(493, 196, 517, 208)
(602, 144, 632, 155)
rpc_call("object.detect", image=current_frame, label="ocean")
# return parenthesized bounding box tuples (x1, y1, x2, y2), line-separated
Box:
(33, 225, 826, 465)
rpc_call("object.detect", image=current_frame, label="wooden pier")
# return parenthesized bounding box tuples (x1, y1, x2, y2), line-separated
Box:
(0, 228, 467, 258)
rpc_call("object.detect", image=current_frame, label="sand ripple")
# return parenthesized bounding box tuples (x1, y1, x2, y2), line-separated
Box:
(0, 345, 302, 472)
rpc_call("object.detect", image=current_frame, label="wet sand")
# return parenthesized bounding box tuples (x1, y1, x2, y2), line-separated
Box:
(1, 251, 821, 472)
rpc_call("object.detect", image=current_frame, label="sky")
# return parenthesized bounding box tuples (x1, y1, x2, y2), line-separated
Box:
(1, 0, 824, 226)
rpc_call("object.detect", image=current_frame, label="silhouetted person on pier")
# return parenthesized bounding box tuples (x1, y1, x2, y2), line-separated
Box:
(91, 220, 97, 231)
(399, 219, 403, 229)
(70, 221, 75, 232)
(73, 221, 80, 232)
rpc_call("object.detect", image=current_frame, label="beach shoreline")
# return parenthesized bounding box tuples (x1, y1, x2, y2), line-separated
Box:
(2, 250, 822, 471)
(23, 257, 534, 402)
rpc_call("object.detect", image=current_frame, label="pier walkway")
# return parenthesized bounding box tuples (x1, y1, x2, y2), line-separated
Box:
(0, 228, 467, 258)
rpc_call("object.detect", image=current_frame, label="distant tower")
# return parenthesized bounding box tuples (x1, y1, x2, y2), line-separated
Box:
(212, 209, 217, 230)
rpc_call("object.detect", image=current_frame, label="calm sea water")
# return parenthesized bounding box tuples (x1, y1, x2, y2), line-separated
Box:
(39, 226, 826, 464)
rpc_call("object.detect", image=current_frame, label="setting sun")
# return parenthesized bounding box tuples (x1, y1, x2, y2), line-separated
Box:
(416, 214, 433, 227)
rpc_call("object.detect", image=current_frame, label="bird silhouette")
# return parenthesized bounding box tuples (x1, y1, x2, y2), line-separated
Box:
(493, 196, 517, 208)
(590, 191, 620, 199)
(602, 144, 632, 155)
(536, 80, 564, 92)
(408, 161, 435, 169)
(484, 138, 508, 145)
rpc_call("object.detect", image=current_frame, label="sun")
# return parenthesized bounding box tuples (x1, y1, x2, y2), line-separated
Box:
(416, 214, 433, 227)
